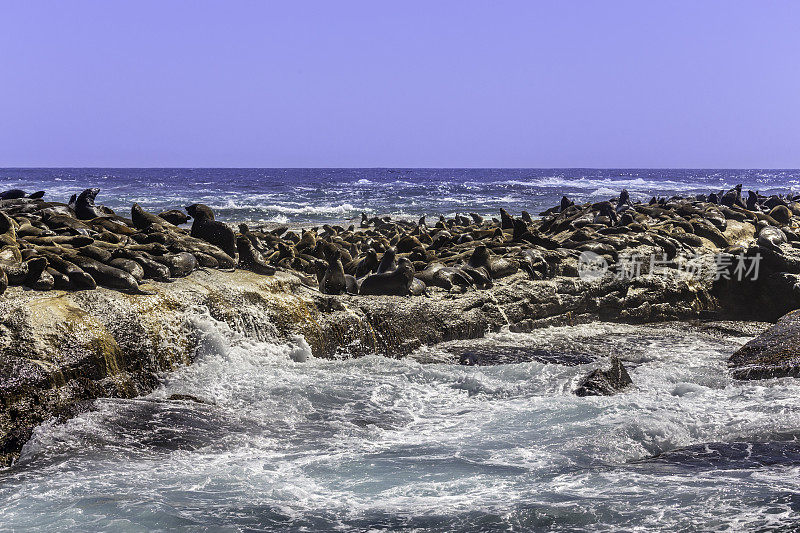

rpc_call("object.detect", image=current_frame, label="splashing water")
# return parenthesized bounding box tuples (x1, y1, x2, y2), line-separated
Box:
(1, 311, 799, 531)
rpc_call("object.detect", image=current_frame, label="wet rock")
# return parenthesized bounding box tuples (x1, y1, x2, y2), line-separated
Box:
(167, 393, 208, 404)
(729, 309, 800, 380)
(574, 356, 633, 396)
(636, 440, 800, 470)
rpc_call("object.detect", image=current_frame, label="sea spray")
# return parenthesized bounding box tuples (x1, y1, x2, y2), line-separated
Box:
(4, 322, 800, 530)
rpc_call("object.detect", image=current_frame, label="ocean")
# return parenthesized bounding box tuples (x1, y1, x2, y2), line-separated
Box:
(1, 169, 800, 531)
(2, 168, 800, 226)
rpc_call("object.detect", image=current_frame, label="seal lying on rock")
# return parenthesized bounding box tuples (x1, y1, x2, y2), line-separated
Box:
(158, 209, 190, 226)
(757, 226, 787, 252)
(185, 204, 238, 262)
(0, 189, 45, 200)
(360, 257, 416, 295)
(467, 245, 518, 279)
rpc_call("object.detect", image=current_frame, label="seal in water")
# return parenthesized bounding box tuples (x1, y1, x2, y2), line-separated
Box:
(185, 203, 238, 261)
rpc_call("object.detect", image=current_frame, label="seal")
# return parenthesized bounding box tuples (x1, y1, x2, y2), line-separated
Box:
(108, 258, 146, 283)
(415, 262, 472, 291)
(158, 209, 190, 226)
(345, 248, 378, 278)
(359, 257, 415, 296)
(746, 190, 759, 211)
(460, 265, 493, 289)
(74, 188, 106, 220)
(769, 205, 792, 225)
(0, 189, 27, 200)
(499, 208, 515, 230)
(409, 276, 426, 296)
(757, 225, 787, 252)
(185, 203, 238, 261)
(470, 213, 484, 225)
(468, 245, 518, 279)
(720, 184, 745, 209)
(376, 248, 397, 274)
(152, 252, 198, 278)
(319, 248, 347, 295)
(616, 189, 633, 213)
(236, 235, 276, 275)
(518, 248, 549, 280)
(66, 253, 152, 294)
(131, 203, 175, 230)
(38, 250, 97, 289)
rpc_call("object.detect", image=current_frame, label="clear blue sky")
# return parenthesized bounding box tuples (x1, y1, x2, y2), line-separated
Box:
(1, 1, 798, 168)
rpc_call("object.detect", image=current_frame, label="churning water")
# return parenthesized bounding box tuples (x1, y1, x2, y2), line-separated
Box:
(2, 309, 799, 531)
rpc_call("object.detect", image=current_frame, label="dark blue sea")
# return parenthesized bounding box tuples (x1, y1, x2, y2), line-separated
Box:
(2, 169, 800, 531)
(2, 168, 799, 225)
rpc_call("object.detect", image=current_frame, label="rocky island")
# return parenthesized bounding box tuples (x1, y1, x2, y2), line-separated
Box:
(2, 185, 800, 466)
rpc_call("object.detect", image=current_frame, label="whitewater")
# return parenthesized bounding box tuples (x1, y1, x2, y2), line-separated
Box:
(1, 307, 799, 531)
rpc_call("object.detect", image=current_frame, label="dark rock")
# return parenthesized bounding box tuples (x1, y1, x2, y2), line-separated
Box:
(167, 393, 208, 404)
(574, 356, 633, 396)
(729, 309, 800, 380)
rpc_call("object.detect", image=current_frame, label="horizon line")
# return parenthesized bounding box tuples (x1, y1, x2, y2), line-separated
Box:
(2, 166, 799, 171)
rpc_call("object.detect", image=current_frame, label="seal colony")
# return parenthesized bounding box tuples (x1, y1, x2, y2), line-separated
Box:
(2, 185, 800, 300)
(3, 184, 800, 467)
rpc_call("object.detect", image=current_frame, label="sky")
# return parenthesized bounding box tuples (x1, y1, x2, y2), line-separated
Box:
(1, 1, 798, 168)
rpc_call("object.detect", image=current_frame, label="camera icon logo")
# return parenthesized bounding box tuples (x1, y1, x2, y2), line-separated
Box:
(578, 251, 609, 281)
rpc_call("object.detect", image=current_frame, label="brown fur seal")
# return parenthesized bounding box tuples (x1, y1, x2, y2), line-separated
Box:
(132, 203, 176, 230)
(468, 245, 518, 278)
(360, 257, 415, 296)
(74, 188, 107, 220)
(415, 263, 472, 291)
(376, 248, 398, 274)
(345, 249, 379, 278)
(38, 251, 97, 289)
(152, 252, 199, 278)
(319, 248, 348, 295)
(757, 226, 787, 252)
(66, 253, 153, 294)
(185, 204, 238, 261)
(236, 235, 276, 275)
(158, 209, 190, 225)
